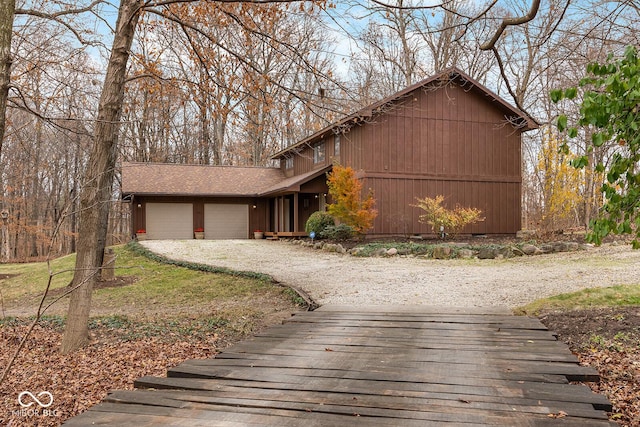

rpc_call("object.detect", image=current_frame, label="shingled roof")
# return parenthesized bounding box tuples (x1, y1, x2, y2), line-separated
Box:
(121, 162, 288, 197)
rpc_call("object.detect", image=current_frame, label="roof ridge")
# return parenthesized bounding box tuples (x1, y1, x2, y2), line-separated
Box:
(122, 161, 279, 170)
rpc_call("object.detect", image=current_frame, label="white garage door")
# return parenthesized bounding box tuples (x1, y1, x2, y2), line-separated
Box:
(146, 203, 193, 240)
(204, 204, 248, 239)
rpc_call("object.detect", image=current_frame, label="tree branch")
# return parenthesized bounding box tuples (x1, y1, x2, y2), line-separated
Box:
(15, 0, 105, 19)
(480, 0, 541, 50)
(491, 46, 528, 114)
(367, 0, 455, 11)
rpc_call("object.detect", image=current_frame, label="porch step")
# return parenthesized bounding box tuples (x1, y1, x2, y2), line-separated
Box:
(265, 231, 307, 238)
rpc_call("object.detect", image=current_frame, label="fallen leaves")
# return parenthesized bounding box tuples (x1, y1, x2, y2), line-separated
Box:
(0, 322, 220, 426)
(540, 307, 640, 426)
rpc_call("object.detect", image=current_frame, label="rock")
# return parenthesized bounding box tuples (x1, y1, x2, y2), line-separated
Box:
(336, 244, 346, 254)
(323, 243, 338, 252)
(477, 247, 497, 259)
(397, 248, 412, 255)
(314, 242, 325, 250)
(552, 242, 569, 252)
(521, 244, 540, 255)
(374, 248, 389, 257)
(350, 247, 362, 256)
(497, 246, 515, 258)
(457, 249, 475, 259)
(432, 246, 452, 259)
(386, 248, 398, 256)
(540, 244, 554, 254)
(509, 246, 524, 257)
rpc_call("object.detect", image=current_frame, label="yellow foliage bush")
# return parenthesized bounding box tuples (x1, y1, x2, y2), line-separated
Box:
(412, 195, 484, 237)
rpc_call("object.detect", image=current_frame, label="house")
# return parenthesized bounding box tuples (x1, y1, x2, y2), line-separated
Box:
(122, 67, 537, 240)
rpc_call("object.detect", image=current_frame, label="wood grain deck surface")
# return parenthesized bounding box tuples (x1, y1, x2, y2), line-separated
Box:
(63, 306, 615, 426)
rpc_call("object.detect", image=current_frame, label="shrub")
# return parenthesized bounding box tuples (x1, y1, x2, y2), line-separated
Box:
(326, 164, 378, 235)
(412, 195, 484, 237)
(320, 224, 355, 240)
(305, 211, 335, 237)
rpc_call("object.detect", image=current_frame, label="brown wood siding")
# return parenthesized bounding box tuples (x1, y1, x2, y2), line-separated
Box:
(283, 80, 524, 235)
(353, 83, 522, 235)
(364, 177, 520, 235)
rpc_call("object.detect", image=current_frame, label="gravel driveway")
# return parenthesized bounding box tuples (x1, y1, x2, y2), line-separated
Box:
(141, 240, 640, 308)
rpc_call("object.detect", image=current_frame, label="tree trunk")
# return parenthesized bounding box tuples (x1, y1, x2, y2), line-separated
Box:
(0, 0, 15, 158)
(61, 0, 141, 354)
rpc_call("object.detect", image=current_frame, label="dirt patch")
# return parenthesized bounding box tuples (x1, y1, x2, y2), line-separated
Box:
(0, 273, 18, 281)
(541, 307, 640, 345)
(540, 307, 640, 425)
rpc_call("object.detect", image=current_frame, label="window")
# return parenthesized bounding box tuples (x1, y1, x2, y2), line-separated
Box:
(313, 142, 326, 164)
(285, 157, 293, 169)
(334, 134, 341, 157)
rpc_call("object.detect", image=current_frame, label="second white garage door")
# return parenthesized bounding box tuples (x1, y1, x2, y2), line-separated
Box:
(204, 204, 249, 239)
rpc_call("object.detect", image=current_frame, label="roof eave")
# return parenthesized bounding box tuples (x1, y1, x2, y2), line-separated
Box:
(121, 192, 261, 198)
(258, 165, 332, 196)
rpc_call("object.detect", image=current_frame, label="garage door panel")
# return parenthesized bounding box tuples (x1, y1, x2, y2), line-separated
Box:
(146, 203, 193, 240)
(204, 204, 248, 239)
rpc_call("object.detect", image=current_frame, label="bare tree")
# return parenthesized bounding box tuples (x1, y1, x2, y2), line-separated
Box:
(61, 0, 140, 354)
(0, 0, 14, 158)
(61, 0, 345, 352)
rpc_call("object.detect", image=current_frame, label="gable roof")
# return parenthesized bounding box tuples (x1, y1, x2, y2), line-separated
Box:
(259, 166, 331, 197)
(271, 67, 538, 159)
(121, 162, 286, 197)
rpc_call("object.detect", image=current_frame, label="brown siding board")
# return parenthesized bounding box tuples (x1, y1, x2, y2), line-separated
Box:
(474, 122, 481, 176)
(419, 118, 427, 173)
(362, 125, 371, 172)
(425, 119, 434, 173)
(390, 114, 398, 173)
(382, 116, 390, 173)
(435, 88, 443, 121)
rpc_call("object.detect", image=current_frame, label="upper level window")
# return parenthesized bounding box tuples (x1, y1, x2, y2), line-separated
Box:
(313, 142, 326, 164)
(334, 134, 341, 157)
(285, 157, 294, 169)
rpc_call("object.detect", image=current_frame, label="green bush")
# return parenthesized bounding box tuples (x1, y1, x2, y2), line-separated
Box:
(305, 211, 335, 237)
(320, 224, 355, 240)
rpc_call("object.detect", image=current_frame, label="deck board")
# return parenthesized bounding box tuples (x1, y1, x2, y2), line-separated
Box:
(63, 307, 615, 426)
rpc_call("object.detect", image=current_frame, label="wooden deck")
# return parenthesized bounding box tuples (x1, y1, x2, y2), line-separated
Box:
(64, 306, 615, 426)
